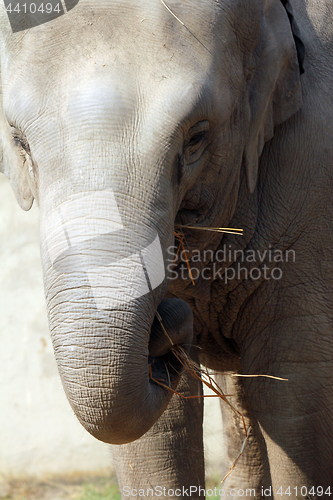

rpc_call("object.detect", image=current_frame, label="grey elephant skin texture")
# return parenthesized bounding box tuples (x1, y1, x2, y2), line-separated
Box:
(1, 0, 333, 498)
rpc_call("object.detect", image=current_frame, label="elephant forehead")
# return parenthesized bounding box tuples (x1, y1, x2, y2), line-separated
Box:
(66, 73, 135, 122)
(64, 68, 206, 125)
(1, 1, 238, 151)
(2, 0, 219, 83)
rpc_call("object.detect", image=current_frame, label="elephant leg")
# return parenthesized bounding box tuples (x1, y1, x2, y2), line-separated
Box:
(216, 373, 268, 499)
(112, 346, 205, 500)
(242, 317, 333, 497)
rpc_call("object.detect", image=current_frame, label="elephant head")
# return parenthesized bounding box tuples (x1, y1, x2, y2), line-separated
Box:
(0, 0, 302, 444)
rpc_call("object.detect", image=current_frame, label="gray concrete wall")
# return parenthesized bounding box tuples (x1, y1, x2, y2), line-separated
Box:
(0, 174, 223, 479)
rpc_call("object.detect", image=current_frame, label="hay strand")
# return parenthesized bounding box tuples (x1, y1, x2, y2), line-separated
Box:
(159, 0, 213, 55)
(220, 426, 252, 484)
(231, 373, 288, 381)
(174, 230, 196, 285)
(175, 224, 243, 236)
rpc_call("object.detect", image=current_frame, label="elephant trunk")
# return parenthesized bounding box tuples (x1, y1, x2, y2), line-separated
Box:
(48, 295, 193, 445)
(40, 188, 193, 444)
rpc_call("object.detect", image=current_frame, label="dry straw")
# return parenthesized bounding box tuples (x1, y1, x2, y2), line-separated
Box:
(175, 224, 244, 236)
(159, 0, 213, 55)
(150, 312, 287, 483)
(173, 225, 243, 286)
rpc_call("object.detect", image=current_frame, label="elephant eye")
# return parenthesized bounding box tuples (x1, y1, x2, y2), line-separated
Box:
(11, 126, 30, 154)
(184, 120, 209, 164)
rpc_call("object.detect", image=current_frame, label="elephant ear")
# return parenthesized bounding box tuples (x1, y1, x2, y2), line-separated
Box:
(0, 65, 34, 210)
(0, 66, 5, 176)
(244, 0, 303, 193)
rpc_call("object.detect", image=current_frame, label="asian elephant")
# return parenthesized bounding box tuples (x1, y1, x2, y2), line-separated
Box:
(1, 0, 332, 497)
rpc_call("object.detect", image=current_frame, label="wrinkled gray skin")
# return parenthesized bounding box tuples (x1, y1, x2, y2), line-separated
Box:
(1, 0, 333, 497)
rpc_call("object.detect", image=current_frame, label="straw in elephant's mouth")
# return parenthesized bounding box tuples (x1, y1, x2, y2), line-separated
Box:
(173, 226, 244, 286)
(150, 311, 288, 484)
(175, 224, 244, 235)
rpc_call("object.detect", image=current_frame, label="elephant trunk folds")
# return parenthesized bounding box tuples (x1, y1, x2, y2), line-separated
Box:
(47, 291, 193, 445)
(40, 190, 193, 444)
(48, 299, 163, 444)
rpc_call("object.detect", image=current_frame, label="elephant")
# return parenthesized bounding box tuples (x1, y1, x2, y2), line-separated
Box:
(1, 0, 333, 497)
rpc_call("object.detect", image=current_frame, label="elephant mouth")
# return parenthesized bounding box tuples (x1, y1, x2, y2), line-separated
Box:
(148, 298, 194, 387)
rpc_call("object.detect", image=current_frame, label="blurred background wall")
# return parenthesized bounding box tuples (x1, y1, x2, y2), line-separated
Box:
(0, 174, 224, 479)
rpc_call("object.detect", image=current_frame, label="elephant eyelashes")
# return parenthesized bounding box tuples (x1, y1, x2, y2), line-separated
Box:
(184, 120, 209, 165)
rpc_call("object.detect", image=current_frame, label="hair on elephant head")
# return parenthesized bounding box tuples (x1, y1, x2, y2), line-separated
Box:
(0, 0, 302, 447)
